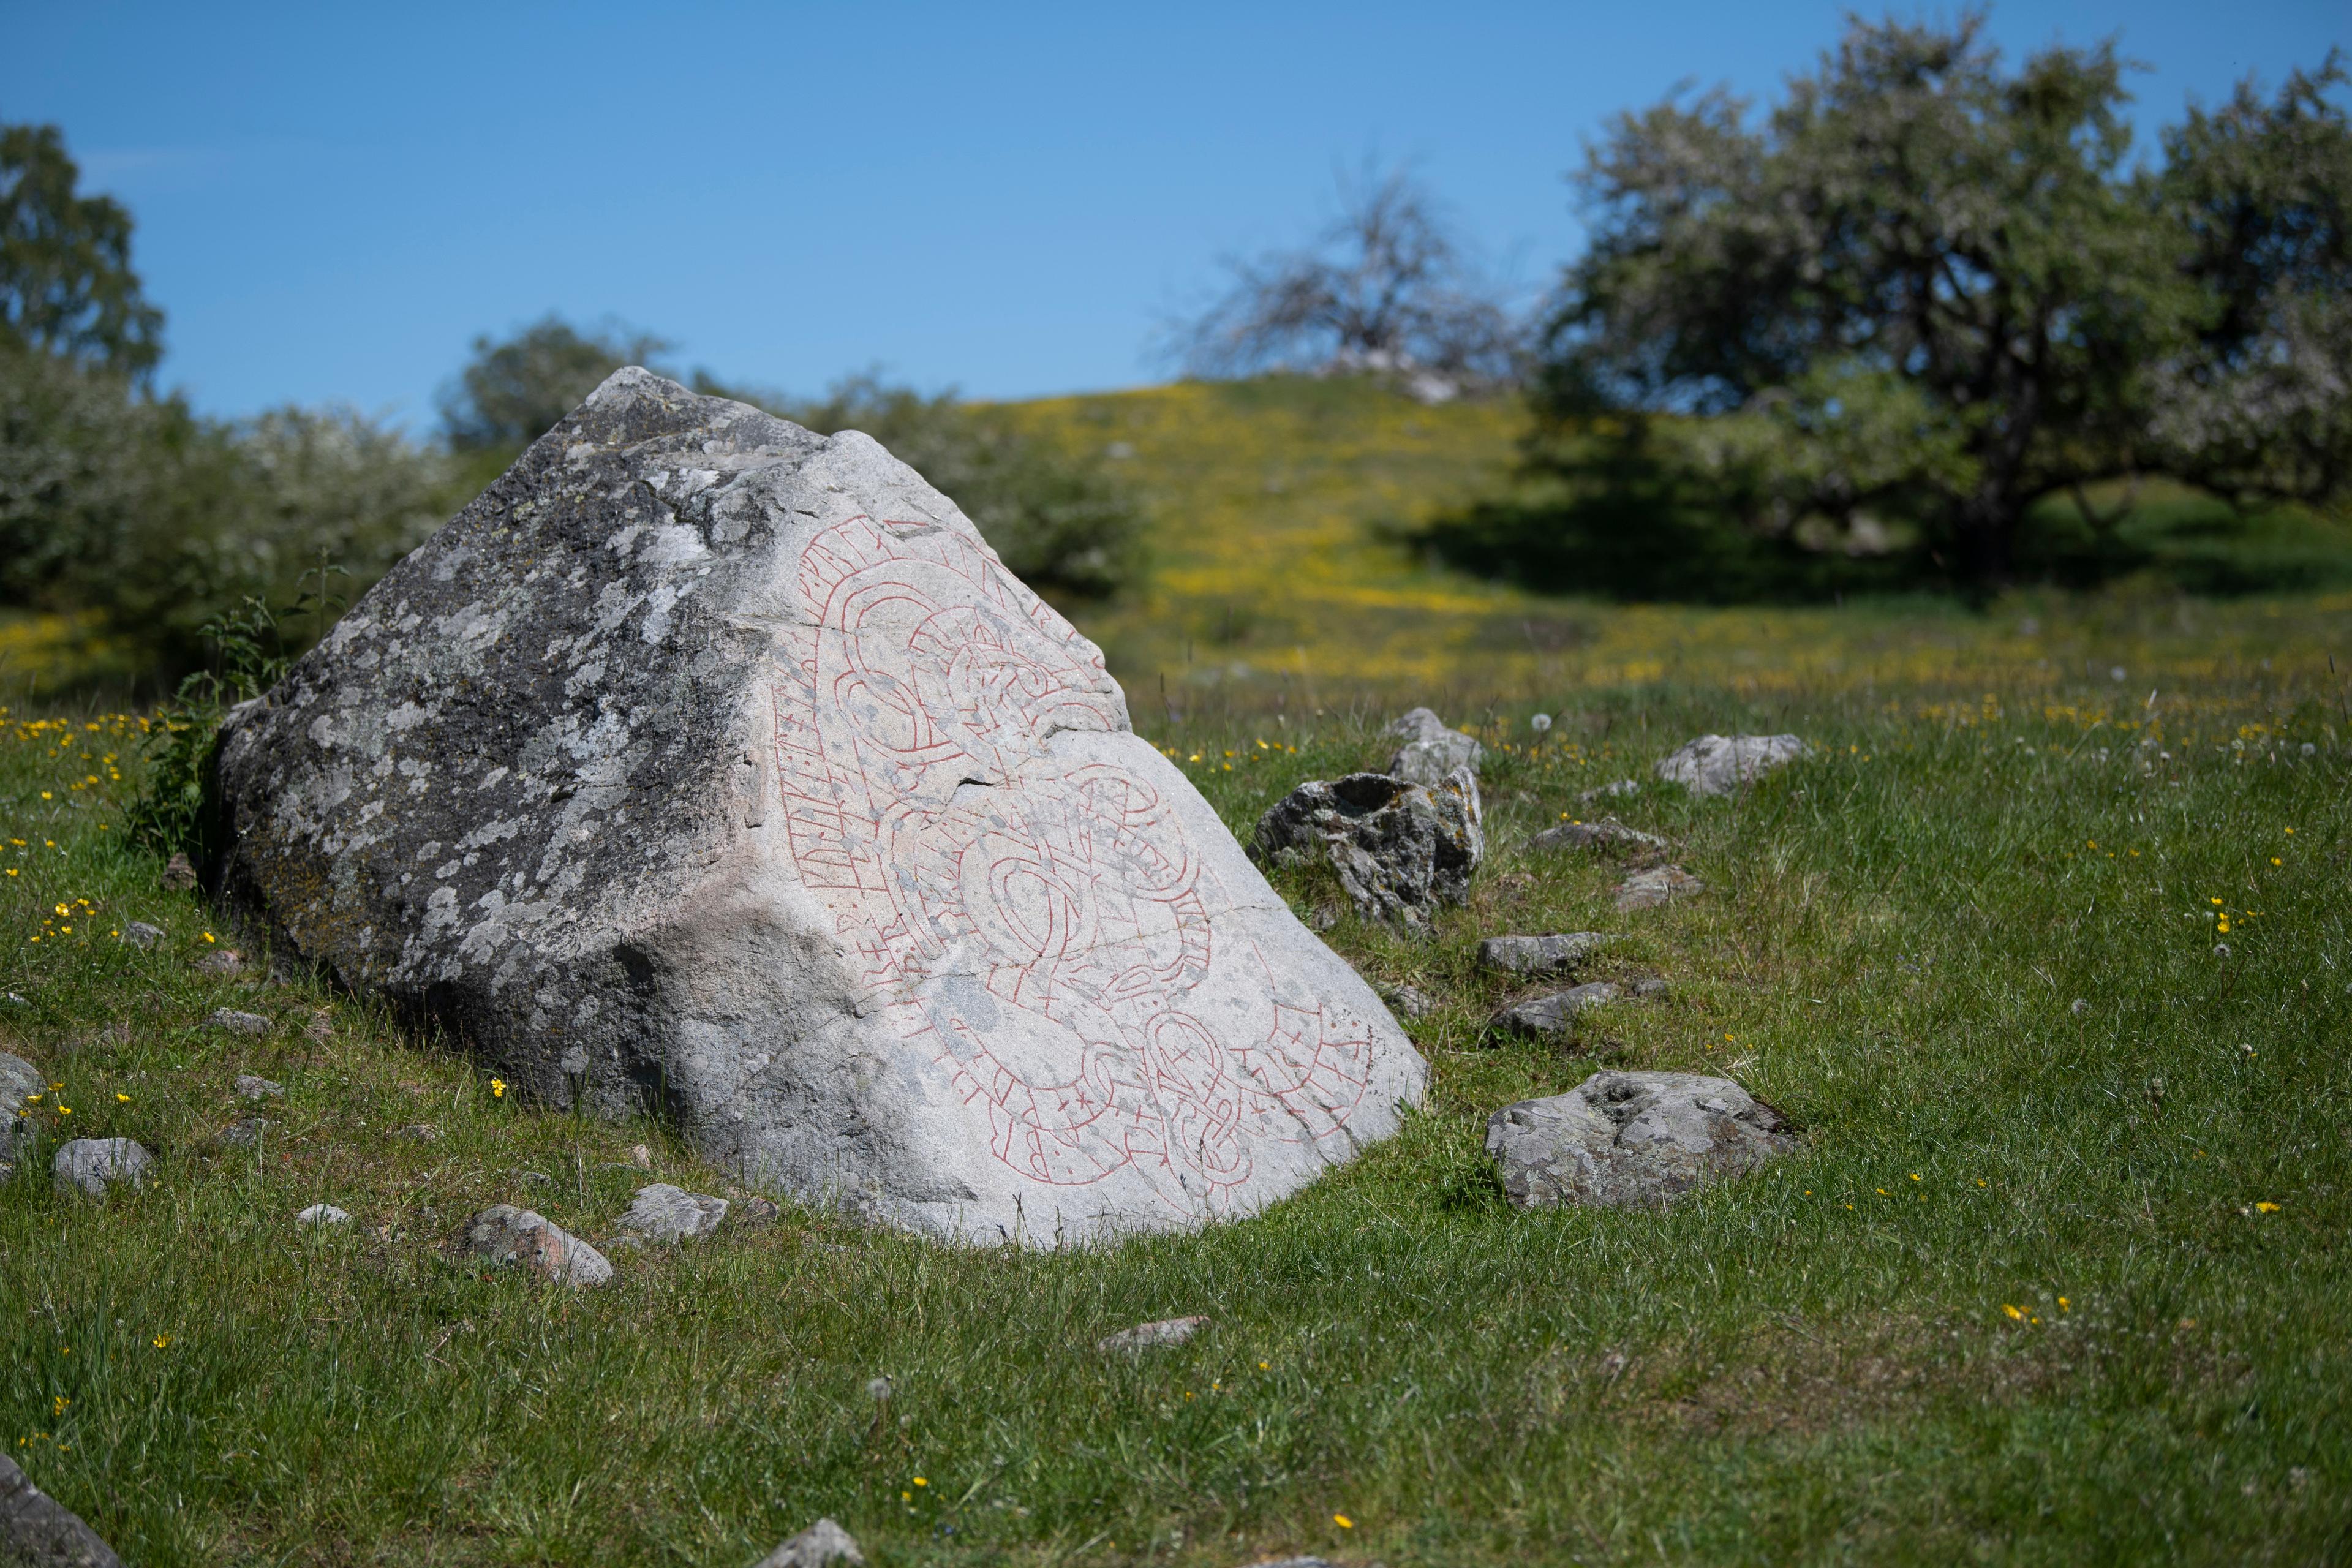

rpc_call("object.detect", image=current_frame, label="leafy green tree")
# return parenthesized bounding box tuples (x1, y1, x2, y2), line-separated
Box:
(1528, 14, 2350, 588)
(439, 314, 673, 453)
(1, 122, 164, 378)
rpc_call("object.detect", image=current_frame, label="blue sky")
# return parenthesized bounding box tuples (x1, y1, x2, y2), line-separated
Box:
(6, 1, 2343, 430)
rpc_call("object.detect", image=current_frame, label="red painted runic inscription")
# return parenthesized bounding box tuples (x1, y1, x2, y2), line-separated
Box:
(771, 515, 1371, 1215)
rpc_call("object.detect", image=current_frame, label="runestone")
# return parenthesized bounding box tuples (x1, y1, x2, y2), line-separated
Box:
(211, 370, 1425, 1243)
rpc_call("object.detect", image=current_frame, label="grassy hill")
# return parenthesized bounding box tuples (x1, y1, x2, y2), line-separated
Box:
(1001, 377, 2352, 725)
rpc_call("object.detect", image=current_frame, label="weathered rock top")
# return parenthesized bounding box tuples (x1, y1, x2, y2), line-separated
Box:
(211, 369, 1423, 1246)
(1656, 734, 1807, 797)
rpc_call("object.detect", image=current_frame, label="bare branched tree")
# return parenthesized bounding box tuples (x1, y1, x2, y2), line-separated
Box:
(1174, 167, 1521, 393)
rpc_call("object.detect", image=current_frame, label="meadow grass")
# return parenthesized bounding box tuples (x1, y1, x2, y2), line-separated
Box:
(2, 609, 2348, 1565)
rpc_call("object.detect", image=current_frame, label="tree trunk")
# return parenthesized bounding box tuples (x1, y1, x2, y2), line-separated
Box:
(1953, 482, 2017, 589)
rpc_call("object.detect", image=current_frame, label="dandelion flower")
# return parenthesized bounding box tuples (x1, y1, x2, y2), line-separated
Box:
(2003, 1304, 2024, 1321)
(1334, 1515, 1354, 1529)
(2255, 1202, 2280, 1213)
(490, 1078, 507, 1099)
(152, 1335, 169, 1349)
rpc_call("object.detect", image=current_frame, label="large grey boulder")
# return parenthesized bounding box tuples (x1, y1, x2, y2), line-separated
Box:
(1656, 734, 1807, 797)
(53, 1139, 151, 1199)
(1253, 771, 1482, 932)
(210, 369, 1422, 1247)
(1487, 1071, 1793, 1208)
(0, 1452, 123, 1568)
(1383, 707, 1483, 786)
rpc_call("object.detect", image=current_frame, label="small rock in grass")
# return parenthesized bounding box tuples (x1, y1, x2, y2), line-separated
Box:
(0, 1052, 40, 1108)
(617, 1182, 728, 1242)
(215, 1011, 274, 1038)
(53, 1137, 152, 1198)
(735, 1195, 780, 1226)
(159, 853, 197, 891)
(1578, 778, 1642, 805)
(121, 921, 165, 950)
(1656, 734, 1806, 797)
(1477, 932, 1611, 977)
(393, 1123, 440, 1143)
(1487, 1071, 1794, 1209)
(1381, 983, 1436, 1019)
(1384, 706, 1485, 786)
(1487, 981, 1649, 1042)
(0, 1449, 126, 1568)
(194, 949, 243, 978)
(752, 1517, 866, 1568)
(459, 1205, 612, 1287)
(1253, 770, 1483, 932)
(1529, 815, 1667, 856)
(232, 1071, 284, 1099)
(1097, 1314, 1210, 1352)
(1615, 865, 1703, 911)
(296, 1204, 351, 1226)
(217, 1118, 271, 1148)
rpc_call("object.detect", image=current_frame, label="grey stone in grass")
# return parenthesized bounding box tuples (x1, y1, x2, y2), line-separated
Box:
(232, 1071, 284, 1098)
(1487, 1071, 1795, 1209)
(296, 1203, 351, 1226)
(53, 1137, 151, 1198)
(0, 1051, 40, 1108)
(1383, 706, 1485, 787)
(1477, 932, 1611, 977)
(1655, 734, 1807, 797)
(1381, 983, 1436, 1020)
(0, 1450, 124, 1568)
(121, 921, 165, 950)
(1529, 815, 1666, 856)
(1098, 1314, 1211, 1352)
(1615, 865, 1704, 911)
(618, 1182, 728, 1242)
(214, 1012, 274, 1039)
(735, 1195, 781, 1226)
(217, 1117, 272, 1148)
(1578, 778, 1642, 805)
(1487, 980, 1660, 1042)
(194, 949, 243, 978)
(460, 1205, 612, 1287)
(752, 1517, 866, 1568)
(1254, 769, 1483, 933)
(0, 1050, 39, 1166)
(209, 369, 1422, 1249)
(393, 1123, 440, 1143)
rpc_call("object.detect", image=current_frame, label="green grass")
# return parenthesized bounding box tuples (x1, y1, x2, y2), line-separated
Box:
(4, 643, 2350, 1564)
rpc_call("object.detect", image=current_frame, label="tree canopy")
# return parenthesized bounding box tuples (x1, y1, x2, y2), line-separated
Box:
(1175, 167, 1520, 394)
(0, 123, 164, 378)
(438, 315, 674, 453)
(1528, 13, 2351, 587)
